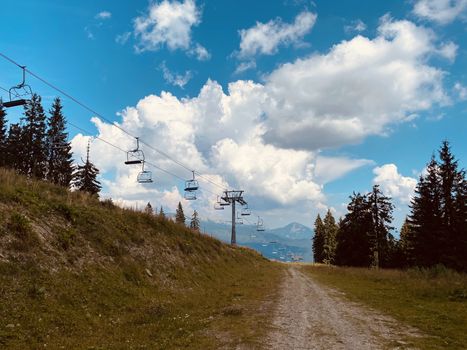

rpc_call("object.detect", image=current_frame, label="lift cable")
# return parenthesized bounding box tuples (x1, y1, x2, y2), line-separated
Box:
(0, 52, 228, 192)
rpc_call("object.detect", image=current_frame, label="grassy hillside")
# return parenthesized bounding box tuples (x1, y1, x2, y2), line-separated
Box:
(0, 169, 282, 349)
(302, 265, 467, 350)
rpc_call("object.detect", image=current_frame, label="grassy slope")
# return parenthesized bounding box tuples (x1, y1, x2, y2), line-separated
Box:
(302, 265, 467, 350)
(0, 169, 282, 349)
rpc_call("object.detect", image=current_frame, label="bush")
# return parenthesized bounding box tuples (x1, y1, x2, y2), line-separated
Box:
(7, 212, 38, 250)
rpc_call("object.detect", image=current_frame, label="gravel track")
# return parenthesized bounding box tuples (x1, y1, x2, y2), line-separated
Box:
(265, 265, 419, 350)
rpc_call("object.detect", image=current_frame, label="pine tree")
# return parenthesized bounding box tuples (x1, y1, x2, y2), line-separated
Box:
(175, 202, 185, 225)
(6, 123, 25, 171)
(145, 202, 153, 215)
(0, 103, 7, 167)
(335, 192, 372, 267)
(159, 206, 165, 218)
(21, 94, 48, 179)
(72, 141, 101, 196)
(312, 214, 325, 263)
(46, 97, 73, 187)
(367, 185, 394, 268)
(399, 217, 415, 267)
(323, 209, 338, 264)
(408, 156, 443, 267)
(190, 210, 200, 232)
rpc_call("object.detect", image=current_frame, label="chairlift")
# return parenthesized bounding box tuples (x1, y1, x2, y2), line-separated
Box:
(184, 171, 199, 191)
(241, 204, 251, 216)
(1, 66, 33, 108)
(236, 213, 244, 225)
(214, 196, 225, 210)
(125, 137, 144, 165)
(184, 191, 196, 200)
(137, 162, 153, 183)
(257, 216, 265, 232)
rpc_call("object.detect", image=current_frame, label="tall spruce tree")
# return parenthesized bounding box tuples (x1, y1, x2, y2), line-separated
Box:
(408, 156, 443, 267)
(312, 214, 325, 263)
(144, 202, 153, 215)
(335, 192, 372, 267)
(190, 210, 200, 232)
(0, 103, 7, 167)
(21, 94, 48, 179)
(399, 217, 415, 267)
(175, 202, 185, 225)
(6, 123, 25, 171)
(323, 210, 338, 264)
(159, 206, 165, 218)
(46, 97, 73, 187)
(367, 185, 394, 268)
(72, 141, 101, 196)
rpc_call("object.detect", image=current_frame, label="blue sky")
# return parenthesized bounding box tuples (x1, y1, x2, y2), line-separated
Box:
(1, 0, 466, 231)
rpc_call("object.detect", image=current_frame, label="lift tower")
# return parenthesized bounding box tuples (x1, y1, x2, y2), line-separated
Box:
(221, 190, 247, 245)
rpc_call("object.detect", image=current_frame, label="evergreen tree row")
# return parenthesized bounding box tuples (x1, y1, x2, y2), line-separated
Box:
(313, 141, 466, 271)
(0, 94, 101, 196)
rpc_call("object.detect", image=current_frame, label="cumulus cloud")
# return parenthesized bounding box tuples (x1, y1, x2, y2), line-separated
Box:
(71, 16, 451, 226)
(159, 61, 193, 88)
(262, 15, 449, 150)
(115, 31, 131, 45)
(413, 0, 467, 24)
(238, 10, 317, 58)
(373, 164, 417, 204)
(133, 0, 210, 59)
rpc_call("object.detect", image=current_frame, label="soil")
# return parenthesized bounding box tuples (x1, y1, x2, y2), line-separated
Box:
(265, 265, 420, 350)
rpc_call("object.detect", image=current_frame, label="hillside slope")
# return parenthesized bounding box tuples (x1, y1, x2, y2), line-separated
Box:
(0, 169, 282, 349)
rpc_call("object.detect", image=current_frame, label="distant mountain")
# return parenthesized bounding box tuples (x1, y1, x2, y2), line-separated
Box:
(201, 220, 313, 262)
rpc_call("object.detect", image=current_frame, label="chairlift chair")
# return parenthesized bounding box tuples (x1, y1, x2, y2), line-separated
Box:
(184, 171, 199, 192)
(137, 162, 153, 183)
(257, 217, 265, 232)
(125, 137, 145, 165)
(214, 196, 226, 210)
(2, 66, 32, 108)
(184, 191, 196, 200)
(241, 204, 251, 216)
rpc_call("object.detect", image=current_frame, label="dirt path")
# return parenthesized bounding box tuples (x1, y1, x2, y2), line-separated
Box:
(265, 266, 418, 350)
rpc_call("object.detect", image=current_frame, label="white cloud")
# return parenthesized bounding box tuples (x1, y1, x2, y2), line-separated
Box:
(96, 11, 112, 20)
(133, 0, 209, 59)
(160, 61, 193, 88)
(262, 15, 449, 150)
(234, 61, 257, 74)
(238, 10, 317, 58)
(436, 41, 458, 61)
(373, 164, 417, 204)
(454, 82, 467, 100)
(115, 32, 131, 45)
(188, 43, 211, 61)
(413, 0, 467, 24)
(71, 16, 452, 227)
(315, 156, 374, 184)
(344, 19, 367, 34)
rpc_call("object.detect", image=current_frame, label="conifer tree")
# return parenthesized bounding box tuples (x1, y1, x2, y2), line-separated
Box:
(0, 104, 7, 167)
(144, 202, 153, 215)
(312, 214, 325, 263)
(72, 141, 101, 196)
(399, 217, 415, 267)
(190, 210, 200, 232)
(6, 123, 25, 171)
(335, 192, 372, 267)
(323, 209, 338, 264)
(367, 185, 394, 268)
(159, 206, 165, 218)
(408, 156, 443, 267)
(175, 202, 185, 225)
(46, 97, 73, 187)
(21, 94, 47, 179)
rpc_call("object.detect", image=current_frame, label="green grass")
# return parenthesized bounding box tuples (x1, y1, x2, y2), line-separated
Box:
(302, 264, 467, 350)
(0, 168, 283, 349)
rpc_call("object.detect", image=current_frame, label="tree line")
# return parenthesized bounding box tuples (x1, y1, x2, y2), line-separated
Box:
(0, 94, 101, 195)
(145, 201, 201, 231)
(313, 141, 466, 271)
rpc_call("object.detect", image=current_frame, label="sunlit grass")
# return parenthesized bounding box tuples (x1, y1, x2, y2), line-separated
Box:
(0, 168, 283, 349)
(302, 264, 467, 350)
